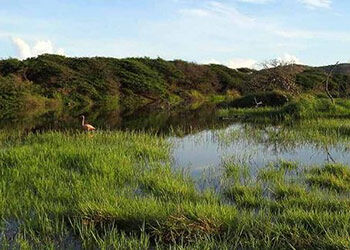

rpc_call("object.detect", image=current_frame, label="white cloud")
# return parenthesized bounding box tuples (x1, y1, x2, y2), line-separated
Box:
(208, 1, 255, 26)
(180, 1, 255, 27)
(278, 53, 302, 64)
(298, 0, 332, 9)
(238, 0, 272, 3)
(32, 40, 54, 55)
(203, 54, 301, 69)
(11, 37, 65, 59)
(56, 48, 65, 55)
(203, 58, 221, 65)
(203, 58, 258, 69)
(12, 38, 32, 59)
(226, 58, 258, 69)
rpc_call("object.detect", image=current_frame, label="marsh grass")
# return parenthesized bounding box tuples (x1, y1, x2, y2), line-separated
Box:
(221, 160, 350, 249)
(2, 131, 350, 248)
(218, 96, 350, 124)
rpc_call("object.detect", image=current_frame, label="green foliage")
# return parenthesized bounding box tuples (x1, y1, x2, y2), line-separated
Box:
(4, 128, 350, 248)
(115, 58, 167, 95)
(307, 164, 350, 192)
(2, 55, 350, 120)
(296, 68, 326, 90)
(209, 64, 248, 92)
(281, 96, 350, 120)
(0, 55, 258, 114)
(221, 90, 290, 108)
(219, 95, 350, 122)
(0, 75, 51, 119)
(0, 58, 23, 76)
(296, 67, 350, 97)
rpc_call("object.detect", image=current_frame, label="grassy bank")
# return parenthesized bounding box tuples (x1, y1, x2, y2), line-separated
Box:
(1, 131, 350, 248)
(218, 95, 350, 123)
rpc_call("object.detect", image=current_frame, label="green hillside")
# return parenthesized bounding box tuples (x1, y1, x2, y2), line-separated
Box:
(1, 54, 350, 116)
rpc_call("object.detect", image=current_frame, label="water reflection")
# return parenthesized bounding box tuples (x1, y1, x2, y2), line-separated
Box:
(0, 104, 231, 135)
(171, 123, 350, 177)
(2, 104, 350, 178)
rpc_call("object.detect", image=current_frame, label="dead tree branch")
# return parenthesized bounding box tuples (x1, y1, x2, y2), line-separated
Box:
(325, 61, 339, 104)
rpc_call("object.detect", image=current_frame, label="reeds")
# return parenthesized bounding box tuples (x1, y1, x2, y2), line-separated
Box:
(2, 130, 350, 248)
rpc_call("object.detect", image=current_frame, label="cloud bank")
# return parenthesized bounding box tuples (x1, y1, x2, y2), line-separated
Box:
(203, 53, 301, 69)
(11, 38, 65, 59)
(298, 0, 332, 9)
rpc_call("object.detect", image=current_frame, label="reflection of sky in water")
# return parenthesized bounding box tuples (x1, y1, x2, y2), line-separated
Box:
(171, 123, 350, 177)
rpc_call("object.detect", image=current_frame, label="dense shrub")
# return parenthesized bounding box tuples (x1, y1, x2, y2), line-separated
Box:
(0, 75, 36, 109)
(0, 75, 50, 119)
(220, 91, 290, 108)
(115, 58, 167, 95)
(296, 68, 325, 90)
(0, 58, 23, 76)
(296, 67, 350, 97)
(1, 55, 350, 113)
(281, 95, 344, 119)
(209, 64, 248, 93)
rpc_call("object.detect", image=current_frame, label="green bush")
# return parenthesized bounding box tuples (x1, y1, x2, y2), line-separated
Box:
(0, 58, 23, 76)
(2, 54, 350, 114)
(221, 91, 290, 108)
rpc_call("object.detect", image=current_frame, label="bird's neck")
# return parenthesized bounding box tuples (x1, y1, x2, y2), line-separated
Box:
(82, 117, 85, 126)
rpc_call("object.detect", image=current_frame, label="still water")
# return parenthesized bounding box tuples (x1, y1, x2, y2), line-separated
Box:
(171, 124, 350, 176)
(2, 104, 350, 177)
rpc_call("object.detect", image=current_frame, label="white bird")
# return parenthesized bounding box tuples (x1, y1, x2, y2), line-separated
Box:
(254, 97, 263, 108)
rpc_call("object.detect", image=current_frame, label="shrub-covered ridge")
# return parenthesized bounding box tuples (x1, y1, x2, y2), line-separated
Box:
(1, 55, 350, 116)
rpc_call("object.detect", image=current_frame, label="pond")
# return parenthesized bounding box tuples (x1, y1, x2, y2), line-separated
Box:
(2, 104, 350, 177)
(171, 123, 350, 177)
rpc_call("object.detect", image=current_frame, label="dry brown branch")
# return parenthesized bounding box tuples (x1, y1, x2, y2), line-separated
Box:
(325, 62, 339, 104)
(249, 59, 299, 93)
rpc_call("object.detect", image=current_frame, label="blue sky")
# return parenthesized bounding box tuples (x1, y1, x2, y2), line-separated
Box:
(1, 0, 349, 68)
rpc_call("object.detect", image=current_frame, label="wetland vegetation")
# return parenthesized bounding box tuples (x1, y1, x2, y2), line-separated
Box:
(3, 128, 350, 249)
(3, 55, 350, 248)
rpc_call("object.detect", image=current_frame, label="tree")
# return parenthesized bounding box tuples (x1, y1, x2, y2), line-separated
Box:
(324, 62, 339, 104)
(249, 59, 300, 94)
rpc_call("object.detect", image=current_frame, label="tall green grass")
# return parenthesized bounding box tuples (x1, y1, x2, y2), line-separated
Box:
(2, 131, 350, 248)
(218, 96, 350, 123)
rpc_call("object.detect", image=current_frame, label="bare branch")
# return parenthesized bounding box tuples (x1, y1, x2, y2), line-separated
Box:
(325, 61, 339, 104)
(250, 58, 299, 93)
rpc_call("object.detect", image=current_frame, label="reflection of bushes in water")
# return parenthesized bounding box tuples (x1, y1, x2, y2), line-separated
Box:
(0, 105, 123, 134)
(120, 103, 231, 135)
(0, 102, 229, 135)
(215, 117, 350, 150)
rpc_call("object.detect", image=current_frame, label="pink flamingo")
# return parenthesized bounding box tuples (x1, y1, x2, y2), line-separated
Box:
(80, 115, 96, 131)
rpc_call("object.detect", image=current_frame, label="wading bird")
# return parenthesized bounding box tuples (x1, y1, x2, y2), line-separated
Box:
(81, 115, 96, 131)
